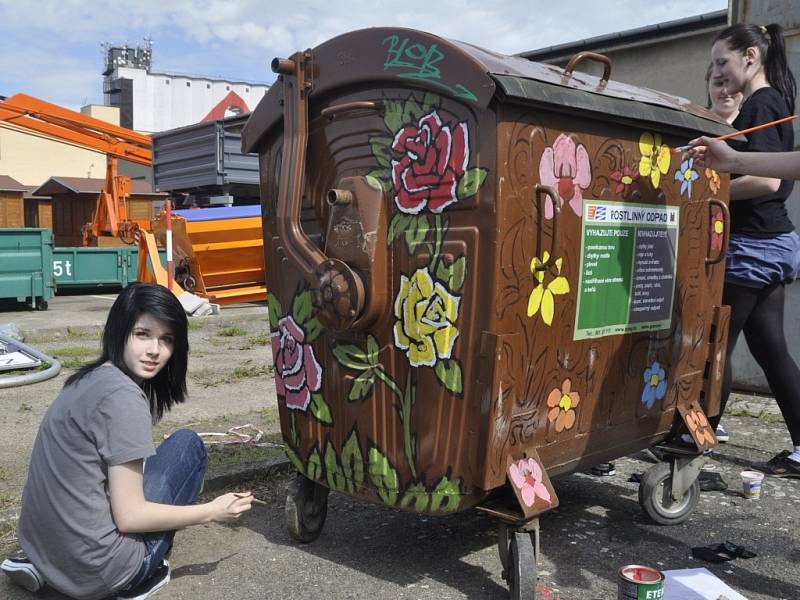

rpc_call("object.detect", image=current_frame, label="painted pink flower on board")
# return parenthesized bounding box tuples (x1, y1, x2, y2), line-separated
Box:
(390, 110, 468, 214)
(508, 457, 551, 507)
(271, 315, 323, 411)
(539, 133, 592, 218)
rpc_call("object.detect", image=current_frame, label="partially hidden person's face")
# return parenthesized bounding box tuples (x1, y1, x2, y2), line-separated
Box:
(710, 39, 751, 97)
(123, 314, 175, 383)
(708, 77, 742, 123)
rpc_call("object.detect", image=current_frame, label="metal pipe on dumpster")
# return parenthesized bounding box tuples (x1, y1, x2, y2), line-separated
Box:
(165, 199, 173, 291)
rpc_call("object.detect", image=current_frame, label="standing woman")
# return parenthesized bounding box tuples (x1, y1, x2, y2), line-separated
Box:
(707, 64, 742, 125)
(1, 283, 253, 599)
(710, 23, 800, 477)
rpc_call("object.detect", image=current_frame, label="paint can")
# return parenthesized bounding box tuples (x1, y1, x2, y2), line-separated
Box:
(617, 565, 664, 600)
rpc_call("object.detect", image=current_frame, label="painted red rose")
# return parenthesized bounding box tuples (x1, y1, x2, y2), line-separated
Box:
(390, 110, 469, 214)
(271, 315, 322, 411)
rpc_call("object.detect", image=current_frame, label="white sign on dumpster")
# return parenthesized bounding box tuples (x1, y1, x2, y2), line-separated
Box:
(0, 351, 41, 372)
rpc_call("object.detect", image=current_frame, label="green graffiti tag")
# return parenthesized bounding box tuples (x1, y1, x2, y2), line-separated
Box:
(382, 35, 478, 102)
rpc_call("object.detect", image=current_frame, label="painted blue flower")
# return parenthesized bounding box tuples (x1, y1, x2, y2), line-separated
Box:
(674, 158, 700, 199)
(641, 361, 667, 409)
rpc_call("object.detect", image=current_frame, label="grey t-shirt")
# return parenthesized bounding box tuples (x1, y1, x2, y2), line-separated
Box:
(18, 364, 156, 600)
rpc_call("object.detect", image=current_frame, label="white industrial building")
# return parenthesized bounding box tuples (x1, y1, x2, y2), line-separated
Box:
(102, 40, 270, 133)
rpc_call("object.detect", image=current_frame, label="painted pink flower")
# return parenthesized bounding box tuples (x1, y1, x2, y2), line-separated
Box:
(390, 110, 469, 214)
(538, 133, 592, 218)
(271, 315, 322, 411)
(508, 457, 551, 507)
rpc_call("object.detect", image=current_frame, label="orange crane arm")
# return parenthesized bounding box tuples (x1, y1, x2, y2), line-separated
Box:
(0, 93, 151, 165)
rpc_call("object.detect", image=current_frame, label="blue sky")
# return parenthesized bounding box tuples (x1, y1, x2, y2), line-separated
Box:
(0, 0, 727, 110)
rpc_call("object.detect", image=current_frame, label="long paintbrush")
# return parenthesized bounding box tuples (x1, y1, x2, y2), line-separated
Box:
(671, 114, 798, 154)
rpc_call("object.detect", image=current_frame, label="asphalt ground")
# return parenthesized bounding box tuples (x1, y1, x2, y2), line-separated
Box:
(1, 294, 799, 599)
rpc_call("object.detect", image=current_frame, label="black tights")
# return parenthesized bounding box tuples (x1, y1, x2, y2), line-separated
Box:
(713, 281, 800, 445)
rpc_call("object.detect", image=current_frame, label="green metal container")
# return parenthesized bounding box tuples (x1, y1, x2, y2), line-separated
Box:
(0, 228, 55, 310)
(53, 246, 168, 290)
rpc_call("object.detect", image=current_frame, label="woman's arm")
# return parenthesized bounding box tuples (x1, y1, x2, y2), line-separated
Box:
(689, 136, 800, 180)
(729, 174, 781, 200)
(108, 461, 252, 533)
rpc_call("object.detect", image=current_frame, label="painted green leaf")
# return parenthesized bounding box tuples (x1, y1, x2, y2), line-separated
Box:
(365, 172, 391, 194)
(324, 441, 347, 492)
(399, 482, 430, 512)
(403, 96, 424, 125)
(421, 92, 439, 113)
(370, 137, 393, 168)
(366, 335, 380, 367)
(435, 255, 467, 292)
(383, 99, 405, 133)
(348, 370, 375, 402)
(292, 290, 313, 326)
(306, 447, 323, 481)
(267, 292, 283, 330)
(456, 167, 488, 200)
(405, 214, 430, 254)
(284, 446, 305, 476)
(332, 344, 371, 371)
(368, 447, 399, 506)
(388, 213, 412, 246)
(304, 317, 323, 343)
(435, 359, 463, 395)
(309, 393, 333, 425)
(429, 476, 461, 513)
(340, 429, 365, 494)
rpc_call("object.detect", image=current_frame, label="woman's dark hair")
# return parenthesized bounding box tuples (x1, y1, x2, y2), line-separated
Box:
(66, 283, 189, 421)
(715, 23, 796, 112)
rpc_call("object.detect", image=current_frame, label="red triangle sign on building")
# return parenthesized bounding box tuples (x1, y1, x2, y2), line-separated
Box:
(201, 90, 250, 122)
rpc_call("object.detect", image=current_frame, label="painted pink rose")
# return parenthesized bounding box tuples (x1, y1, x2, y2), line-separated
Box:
(271, 315, 322, 411)
(390, 110, 469, 214)
(508, 457, 551, 507)
(538, 133, 592, 218)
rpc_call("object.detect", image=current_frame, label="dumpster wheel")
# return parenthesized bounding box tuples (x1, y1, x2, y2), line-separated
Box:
(638, 462, 699, 525)
(285, 473, 329, 543)
(499, 526, 537, 599)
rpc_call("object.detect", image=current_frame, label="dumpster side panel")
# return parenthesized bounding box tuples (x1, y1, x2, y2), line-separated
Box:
(474, 104, 728, 488)
(260, 87, 498, 513)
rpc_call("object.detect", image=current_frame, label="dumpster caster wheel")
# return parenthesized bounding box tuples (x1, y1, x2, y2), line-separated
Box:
(285, 473, 329, 543)
(639, 462, 699, 525)
(35, 300, 48, 311)
(502, 531, 536, 600)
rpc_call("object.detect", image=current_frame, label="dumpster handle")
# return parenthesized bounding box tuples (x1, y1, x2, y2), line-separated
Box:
(321, 101, 381, 120)
(270, 53, 366, 329)
(706, 198, 730, 265)
(534, 184, 560, 270)
(563, 52, 612, 87)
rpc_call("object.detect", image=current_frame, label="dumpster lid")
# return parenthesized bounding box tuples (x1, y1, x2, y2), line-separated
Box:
(243, 27, 732, 153)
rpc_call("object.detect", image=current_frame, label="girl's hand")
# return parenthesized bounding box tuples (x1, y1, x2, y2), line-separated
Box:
(687, 136, 739, 172)
(208, 491, 254, 523)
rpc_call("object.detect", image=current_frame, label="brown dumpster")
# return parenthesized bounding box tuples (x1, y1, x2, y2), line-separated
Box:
(243, 28, 733, 598)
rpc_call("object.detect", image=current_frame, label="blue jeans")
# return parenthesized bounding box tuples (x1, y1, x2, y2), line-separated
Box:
(122, 429, 207, 591)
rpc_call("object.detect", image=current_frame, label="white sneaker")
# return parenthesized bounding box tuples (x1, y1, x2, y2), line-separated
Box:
(117, 560, 170, 599)
(1, 551, 44, 593)
(715, 424, 729, 443)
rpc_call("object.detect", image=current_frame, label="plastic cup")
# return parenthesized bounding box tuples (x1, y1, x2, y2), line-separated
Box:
(740, 470, 764, 499)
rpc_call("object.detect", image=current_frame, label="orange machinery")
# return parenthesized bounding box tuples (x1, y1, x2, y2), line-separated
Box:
(0, 93, 152, 245)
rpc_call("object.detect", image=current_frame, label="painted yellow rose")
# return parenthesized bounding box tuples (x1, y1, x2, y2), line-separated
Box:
(393, 267, 461, 367)
(528, 251, 570, 326)
(638, 131, 671, 188)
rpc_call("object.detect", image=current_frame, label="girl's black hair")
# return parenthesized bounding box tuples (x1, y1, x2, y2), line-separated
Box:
(715, 23, 796, 112)
(66, 283, 189, 422)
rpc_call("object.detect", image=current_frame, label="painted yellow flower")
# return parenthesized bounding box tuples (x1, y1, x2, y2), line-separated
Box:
(527, 251, 570, 326)
(393, 267, 461, 367)
(638, 131, 671, 188)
